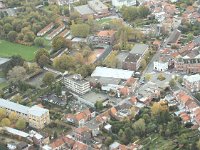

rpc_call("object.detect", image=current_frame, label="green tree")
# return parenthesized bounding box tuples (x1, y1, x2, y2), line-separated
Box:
(7, 66, 27, 83)
(8, 112, 17, 123)
(1, 118, 11, 127)
(104, 51, 118, 68)
(16, 119, 26, 130)
(71, 23, 90, 37)
(169, 79, 176, 87)
(157, 73, 166, 81)
(43, 72, 55, 87)
(35, 49, 50, 67)
(104, 136, 113, 146)
(55, 83, 62, 96)
(34, 37, 45, 47)
(52, 36, 66, 52)
(132, 118, 146, 137)
(95, 101, 103, 111)
(145, 73, 152, 81)
(0, 108, 6, 119)
(7, 31, 17, 42)
(140, 59, 147, 70)
(53, 54, 75, 70)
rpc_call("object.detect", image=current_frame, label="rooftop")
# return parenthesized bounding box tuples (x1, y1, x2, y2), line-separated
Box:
(91, 67, 134, 80)
(0, 98, 29, 114)
(0, 98, 49, 117)
(124, 53, 141, 63)
(130, 44, 149, 55)
(97, 30, 116, 37)
(88, 0, 108, 13)
(28, 105, 49, 117)
(0, 57, 10, 65)
(183, 74, 200, 83)
(74, 5, 94, 15)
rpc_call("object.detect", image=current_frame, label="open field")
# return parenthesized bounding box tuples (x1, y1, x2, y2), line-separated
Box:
(0, 40, 38, 61)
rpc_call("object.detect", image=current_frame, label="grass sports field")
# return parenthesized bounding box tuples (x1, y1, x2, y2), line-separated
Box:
(0, 40, 38, 61)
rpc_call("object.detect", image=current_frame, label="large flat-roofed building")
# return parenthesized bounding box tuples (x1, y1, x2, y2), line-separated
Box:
(74, 0, 109, 19)
(64, 74, 90, 95)
(91, 67, 134, 80)
(112, 0, 137, 8)
(122, 44, 149, 71)
(0, 99, 50, 129)
(183, 74, 200, 92)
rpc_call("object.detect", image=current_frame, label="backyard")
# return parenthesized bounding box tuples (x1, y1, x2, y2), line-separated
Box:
(0, 40, 38, 61)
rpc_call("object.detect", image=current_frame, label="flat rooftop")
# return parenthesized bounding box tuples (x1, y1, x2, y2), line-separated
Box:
(130, 44, 148, 55)
(91, 67, 134, 80)
(74, 5, 95, 15)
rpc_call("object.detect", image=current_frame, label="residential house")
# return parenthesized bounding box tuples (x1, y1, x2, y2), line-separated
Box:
(90, 30, 116, 45)
(64, 108, 95, 127)
(46, 24, 65, 40)
(165, 29, 181, 47)
(72, 141, 89, 150)
(174, 47, 200, 73)
(37, 22, 54, 36)
(74, 126, 92, 144)
(183, 74, 200, 92)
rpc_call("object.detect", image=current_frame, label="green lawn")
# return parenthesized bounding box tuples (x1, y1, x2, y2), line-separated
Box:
(97, 18, 112, 25)
(0, 40, 38, 61)
(0, 82, 8, 90)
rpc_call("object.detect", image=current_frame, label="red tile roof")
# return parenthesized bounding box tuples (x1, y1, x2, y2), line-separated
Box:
(50, 138, 65, 149)
(97, 30, 116, 37)
(72, 141, 88, 150)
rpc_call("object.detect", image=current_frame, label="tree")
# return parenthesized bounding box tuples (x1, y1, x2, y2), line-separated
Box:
(43, 72, 55, 87)
(52, 36, 66, 52)
(9, 112, 17, 123)
(71, 23, 90, 37)
(140, 59, 147, 70)
(35, 49, 50, 67)
(34, 37, 45, 47)
(53, 54, 75, 70)
(1, 118, 11, 127)
(145, 73, 152, 81)
(169, 79, 176, 87)
(157, 73, 166, 81)
(0, 108, 6, 119)
(7, 66, 27, 83)
(132, 118, 146, 137)
(55, 83, 62, 96)
(104, 136, 113, 146)
(16, 119, 26, 130)
(104, 51, 118, 68)
(196, 139, 200, 150)
(95, 101, 103, 111)
(12, 94, 23, 103)
(7, 31, 17, 42)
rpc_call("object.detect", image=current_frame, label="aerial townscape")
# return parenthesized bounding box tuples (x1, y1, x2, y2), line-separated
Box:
(0, 0, 200, 149)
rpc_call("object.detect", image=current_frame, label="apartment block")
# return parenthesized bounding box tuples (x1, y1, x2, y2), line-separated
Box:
(64, 74, 90, 95)
(0, 99, 50, 129)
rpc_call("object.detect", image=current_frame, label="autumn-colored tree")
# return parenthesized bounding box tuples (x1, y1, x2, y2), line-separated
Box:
(1, 118, 11, 127)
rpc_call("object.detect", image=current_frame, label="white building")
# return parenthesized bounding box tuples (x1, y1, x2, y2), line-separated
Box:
(64, 74, 90, 95)
(0, 99, 50, 129)
(183, 74, 200, 92)
(153, 61, 168, 72)
(91, 67, 134, 80)
(111, 0, 136, 8)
